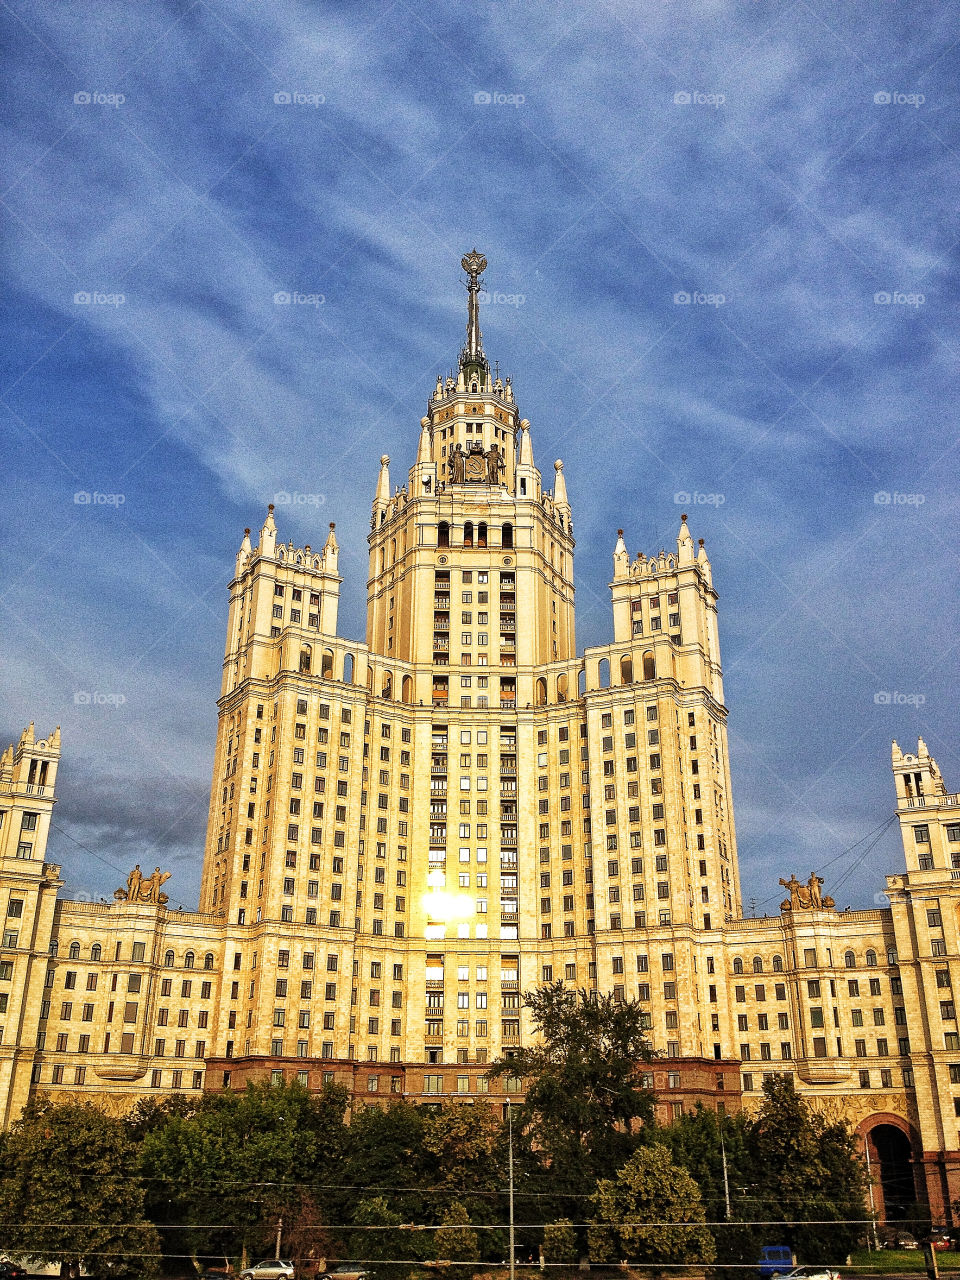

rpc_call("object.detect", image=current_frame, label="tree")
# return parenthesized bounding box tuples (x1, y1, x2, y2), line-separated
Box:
(488, 983, 654, 1198)
(0, 1100, 160, 1277)
(589, 1144, 716, 1265)
(139, 1080, 349, 1268)
(745, 1075, 869, 1261)
(651, 1104, 759, 1266)
(349, 1194, 427, 1277)
(434, 1201, 479, 1263)
(542, 1220, 577, 1264)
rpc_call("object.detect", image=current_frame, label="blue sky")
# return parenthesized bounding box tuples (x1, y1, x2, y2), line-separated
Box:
(1, 0, 958, 911)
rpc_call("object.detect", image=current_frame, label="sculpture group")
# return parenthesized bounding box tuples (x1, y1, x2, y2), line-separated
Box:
(448, 441, 505, 485)
(115, 864, 172, 905)
(779, 871, 835, 912)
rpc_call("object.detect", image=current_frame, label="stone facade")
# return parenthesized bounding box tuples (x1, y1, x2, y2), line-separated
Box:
(1, 254, 958, 1222)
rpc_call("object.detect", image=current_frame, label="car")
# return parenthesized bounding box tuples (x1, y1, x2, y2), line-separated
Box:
(320, 1268, 371, 1280)
(239, 1263, 295, 1280)
(929, 1234, 952, 1252)
(895, 1235, 919, 1250)
(0, 1263, 27, 1280)
(772, 1269, 840, 1280)
(758, 1246, 794, 1279)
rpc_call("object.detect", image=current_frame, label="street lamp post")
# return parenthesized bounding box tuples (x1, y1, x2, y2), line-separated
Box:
(508, 1101, 515, 1280)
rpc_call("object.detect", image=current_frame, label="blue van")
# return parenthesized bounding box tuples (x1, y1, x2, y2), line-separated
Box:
(758, 1246, 795, 1278)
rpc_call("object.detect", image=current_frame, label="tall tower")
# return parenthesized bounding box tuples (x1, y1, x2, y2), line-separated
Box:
(366, 249, 575, 691)
(0, 724, 63, 1125)
(194, 251, 742, 1083)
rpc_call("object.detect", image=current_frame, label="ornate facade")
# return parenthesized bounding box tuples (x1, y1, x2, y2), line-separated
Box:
(1, 253, 958, 1221)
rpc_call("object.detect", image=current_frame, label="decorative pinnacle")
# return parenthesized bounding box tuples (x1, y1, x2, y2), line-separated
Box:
(461, 249, 487, 368)
(681, 513, 688, 521)
(461, 249, 487, 280)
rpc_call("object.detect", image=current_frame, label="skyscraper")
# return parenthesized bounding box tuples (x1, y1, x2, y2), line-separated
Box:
(1, 253, 959, 1221)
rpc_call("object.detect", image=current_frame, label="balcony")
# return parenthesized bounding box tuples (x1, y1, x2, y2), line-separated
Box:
(434, 595, 451, 608)
(433, 620, 450, 632)
(500, 766, 517, 776)
(433, 636, 449, 650)
(500, 912, 519, 923)
(499, 698, 516, 708)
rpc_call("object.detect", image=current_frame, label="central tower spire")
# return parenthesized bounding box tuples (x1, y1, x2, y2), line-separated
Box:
(460, 248, 489, 381)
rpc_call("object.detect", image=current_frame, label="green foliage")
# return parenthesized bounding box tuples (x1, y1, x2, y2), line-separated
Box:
(589, 1143, 716, 1265)
(350, 1194, 427, 1276)
(434, 1201, 479, 1262)
(542, 1220, 578, 1263)
(0, 1100, 160, 1277)
(746, 1076, 869, 1261)
(488, 982, 654, 1197)
(139, 1079, 349, 1265)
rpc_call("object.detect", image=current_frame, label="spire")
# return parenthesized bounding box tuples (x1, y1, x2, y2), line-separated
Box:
(19, 722, 35, 749)
(376, 455, 391, 505)
(323, 522, 339, 572)
(677, 513, 694, 565)
(259, 505, 277, 558)
(417, 419, 432, 464)
(460, 249, 488, 373)
(891, 739, 903, 764)
(613, 528, 629, 579)
(554, 459, 568, 507)
(236, 527, 253, 576)
(696, 536, 712, 586)
(518, 419, 533, 466)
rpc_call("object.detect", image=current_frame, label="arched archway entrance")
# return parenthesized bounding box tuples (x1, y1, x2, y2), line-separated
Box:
(860, 1117, 923, 1223)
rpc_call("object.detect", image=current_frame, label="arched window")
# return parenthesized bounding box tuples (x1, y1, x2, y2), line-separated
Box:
(535, 677, 547, 706)
(463, 521, 474, 547)
(438, 521, 449, 548)
(866, 949, 877, 967)
(519, 478, 527, 496)
(184, 951, 195, 969)
(68, 941, 80, 960)
(772, 955, 783, 972)
(844, 950, 856, 968)
(343, 653, 355, 684)
(733, 957, 744, 974)
(557, 673, 568, 703)
(477, 522, 487, 547)
(204, 953, 214, 970)
(164, 950, 174, 967)
(752, 956, 763, 973)
(502, 523, 514, 549)
(887, 948, 898, 965)
(642, 652, 656, 681)
(578, 667, 587, 697)
(321, 649, 334, 679)
(90, 943, 102, 961)
(390, 537, 397, 565)
(402, 675, 413, 704)
(620, 655, 633, 685)
(597, 657, 610, 689)
(382, 674, 392, 700)
(299, 644, 312, 674)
